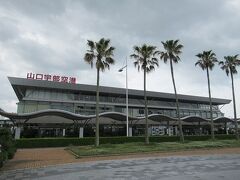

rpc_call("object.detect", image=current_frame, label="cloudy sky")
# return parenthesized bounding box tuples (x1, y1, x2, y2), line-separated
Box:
(0, 0, 240, 117)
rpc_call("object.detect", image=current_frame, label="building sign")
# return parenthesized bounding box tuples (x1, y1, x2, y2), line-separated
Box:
(27, 73, 77, 84)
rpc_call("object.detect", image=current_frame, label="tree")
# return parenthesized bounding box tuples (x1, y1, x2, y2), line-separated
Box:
(160, 40, 184, 142)
(195, 50, 218, 140)
(219, 55, 240, 140)
(84, 38, 115, 146)
(130, 44, 159, 144)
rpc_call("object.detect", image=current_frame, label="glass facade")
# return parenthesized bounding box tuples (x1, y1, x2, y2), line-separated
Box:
(25, 89, 74, 101)
(23, 89, 219, 109)
(8, 76, 233, 138)
(17, 101, 74, 113)
(17, 88, 224, 119)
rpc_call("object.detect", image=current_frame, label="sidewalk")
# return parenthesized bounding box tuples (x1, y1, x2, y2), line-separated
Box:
(1, 147, 240, 171)
(1, 148, 76, 171)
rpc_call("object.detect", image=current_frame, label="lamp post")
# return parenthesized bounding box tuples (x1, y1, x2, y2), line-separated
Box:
(118, 58, 128, 137)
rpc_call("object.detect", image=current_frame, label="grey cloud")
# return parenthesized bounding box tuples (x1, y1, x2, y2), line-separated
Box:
(0, 17, 19, 42)
(0, 0, 67, 20)
(0, 0, 240, 117)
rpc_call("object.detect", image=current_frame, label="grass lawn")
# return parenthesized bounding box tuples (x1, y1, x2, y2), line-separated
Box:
(67, 140, 240, 158)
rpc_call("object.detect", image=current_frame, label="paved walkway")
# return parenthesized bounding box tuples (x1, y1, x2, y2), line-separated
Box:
(1, 147, 240, 171)
(1, 154, 240, 179)
(1, 148, 77, 171)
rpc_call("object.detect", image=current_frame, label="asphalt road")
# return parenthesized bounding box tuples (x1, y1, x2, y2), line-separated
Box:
(1, 154, 240, 180)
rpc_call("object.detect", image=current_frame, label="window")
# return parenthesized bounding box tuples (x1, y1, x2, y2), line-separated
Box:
(24, 102, 37, 113)
(51, 91, 58, 100)
(139, 109, 144, 114)
(206, 112, 211, 119)
(32, 90, 39, 98)
(38, 90, 45, 99)
(189, 111, 196, 116)
(45, 91, 51, 99)
(201, 112, 207, 118)
(37, 102, 50, 110)
(115, 107, 123, 113)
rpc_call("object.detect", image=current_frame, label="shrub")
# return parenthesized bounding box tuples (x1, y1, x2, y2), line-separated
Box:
(7, 146, 16, 159)
(16, 137, 94, 148)
(0, 151, 7, 168)
(0, 128, 16, 168)
(16, 134, 235, 148)
(215, 134, 235, 140)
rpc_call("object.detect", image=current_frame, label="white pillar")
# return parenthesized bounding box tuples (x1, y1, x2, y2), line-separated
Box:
(168, 127, 171, 136)
(63, 129, 66, 137)
(175, 126, 178, 136)
(225, 122, 228, 135)
(128, 127, 132, 137)
(79, 127, 84, 138)
(148, 127, 152, 136)
(15, 127, 21, 139)
(167, 128, 171, 136)
(167, 121, 170, 136)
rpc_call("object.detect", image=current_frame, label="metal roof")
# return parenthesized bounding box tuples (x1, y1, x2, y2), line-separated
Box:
(0, 108, 233, 124)
(8, 76, 231, 105)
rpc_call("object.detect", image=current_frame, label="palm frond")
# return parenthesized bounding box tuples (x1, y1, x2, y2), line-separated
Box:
(195, 50, 218, 71)
(105, 57, 115, 65)
(131, 44, 159, 73)
(105, 47, 115, 57)
(87, 40, 95, 50)
(220, 55, 240, 76)
(84, 38, 115, 71)
(84, 53, 95, 68)
(160, 39, 183, 64)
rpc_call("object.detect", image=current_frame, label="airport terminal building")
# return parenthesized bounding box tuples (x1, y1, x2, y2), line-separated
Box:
(1, 76, 232, 138)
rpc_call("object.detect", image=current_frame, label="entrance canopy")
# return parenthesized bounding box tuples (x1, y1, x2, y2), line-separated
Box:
(0, 108, 234, 125)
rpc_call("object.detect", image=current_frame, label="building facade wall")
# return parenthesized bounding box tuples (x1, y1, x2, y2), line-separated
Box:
(17, 87, 224, 119)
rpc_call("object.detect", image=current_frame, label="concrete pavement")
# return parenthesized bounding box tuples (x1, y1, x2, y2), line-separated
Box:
(1, 154, 240, 180)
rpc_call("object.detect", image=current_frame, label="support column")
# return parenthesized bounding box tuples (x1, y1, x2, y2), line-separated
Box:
(79, 127, 84, 138)
(148, 126, 152, 136)
(63, 129, 66, 137)
(128, 126, 132, 137)
(15, 127, 21, 139)
(225, 122, 228, 135)
(167, 120, 170, 136)
(199, 121, 201, 135)
(175, 126, 178, 136)
(38, 128, 41, 137)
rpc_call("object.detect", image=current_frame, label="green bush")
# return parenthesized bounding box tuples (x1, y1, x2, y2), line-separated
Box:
(7, 146, 16, 159)
(16, 134, 235, 148)
(215, 134, 235, 140)
(0, 151, 8, 168)
(16, 137, 94, 148)
(0, 152, 4, 168)
(0, 128, 16, 168)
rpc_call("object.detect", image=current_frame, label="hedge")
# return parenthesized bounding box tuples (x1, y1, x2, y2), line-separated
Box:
(16, 134, 236, 148)
(0, 128, 16, 168)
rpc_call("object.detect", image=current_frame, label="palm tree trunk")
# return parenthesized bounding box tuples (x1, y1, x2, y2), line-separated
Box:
(170, 60, 184, 142)
(95, 68, 100, 146)
(144, 68, 149, 144)
(206, 67, 214, 140)
(230, 70, 239, 140)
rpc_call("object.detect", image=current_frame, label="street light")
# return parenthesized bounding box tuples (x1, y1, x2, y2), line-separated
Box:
(118, 58, 129, 137)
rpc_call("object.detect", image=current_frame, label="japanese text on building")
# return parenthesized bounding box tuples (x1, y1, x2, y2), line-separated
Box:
(27, 73, 77, 84)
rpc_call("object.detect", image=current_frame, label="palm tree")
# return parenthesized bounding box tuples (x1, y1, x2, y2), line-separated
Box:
(160, 40, 184, 142)
(219, 55, 240, 140)
(195, 50, 218, 140)
(130, 44, 159, 144)
(84, 38, 115, 146)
